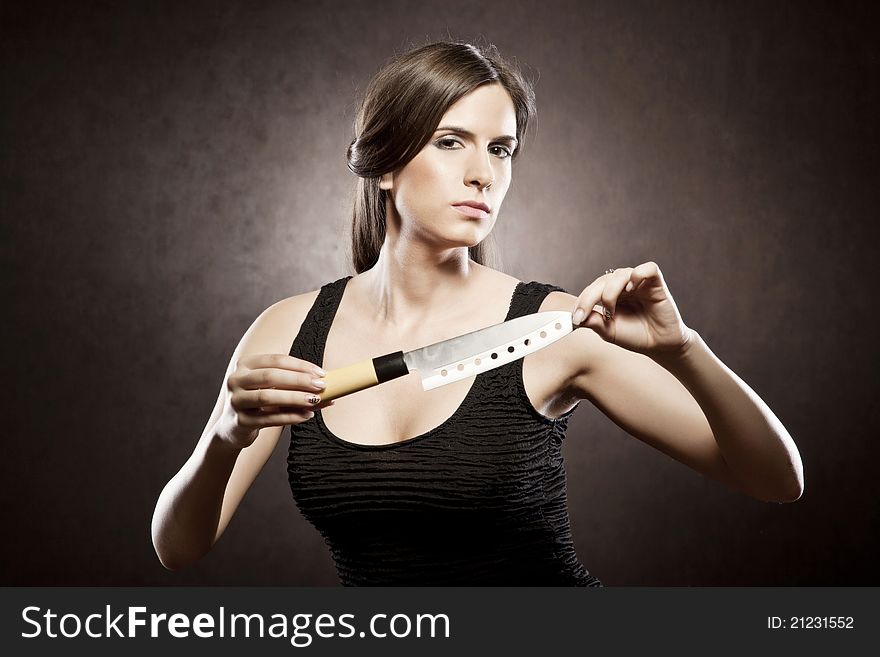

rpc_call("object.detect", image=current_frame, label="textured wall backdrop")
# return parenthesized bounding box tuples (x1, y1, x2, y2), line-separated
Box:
(2, 0, 878, 585)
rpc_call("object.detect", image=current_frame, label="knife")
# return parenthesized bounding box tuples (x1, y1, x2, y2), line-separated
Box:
(318, 310, 575, 402)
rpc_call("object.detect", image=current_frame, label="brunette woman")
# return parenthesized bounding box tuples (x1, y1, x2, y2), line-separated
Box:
(152, 41, 803, 585)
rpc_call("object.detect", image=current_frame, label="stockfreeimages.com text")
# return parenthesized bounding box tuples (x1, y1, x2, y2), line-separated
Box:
(21, 605, 451, 646)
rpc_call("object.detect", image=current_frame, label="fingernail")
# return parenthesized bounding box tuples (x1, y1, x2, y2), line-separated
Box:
(313, 367, 326, 376)
(572, 308, 586, 324)
(625, 282, 634, 293)
(311, 378, 326, 389)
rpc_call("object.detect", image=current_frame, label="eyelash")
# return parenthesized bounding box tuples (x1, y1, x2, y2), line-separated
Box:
(435, 137, 513, 159)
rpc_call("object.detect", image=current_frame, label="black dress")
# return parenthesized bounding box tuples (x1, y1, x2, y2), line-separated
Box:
(286, 275, 602, 586)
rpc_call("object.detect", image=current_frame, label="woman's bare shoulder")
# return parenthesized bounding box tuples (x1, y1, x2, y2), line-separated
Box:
(228, 287, 325, 362)
(263, 287, 322, 332)
(472, 264, 520, 294)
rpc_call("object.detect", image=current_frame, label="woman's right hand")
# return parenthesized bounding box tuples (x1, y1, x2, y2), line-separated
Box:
(216, 354, 333, 449)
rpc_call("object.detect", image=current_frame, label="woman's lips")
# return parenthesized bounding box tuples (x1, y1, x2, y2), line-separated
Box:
(452, 204, 490, 219)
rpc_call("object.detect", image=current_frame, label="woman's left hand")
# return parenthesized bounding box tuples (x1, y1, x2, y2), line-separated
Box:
(571, 261, 694, 357)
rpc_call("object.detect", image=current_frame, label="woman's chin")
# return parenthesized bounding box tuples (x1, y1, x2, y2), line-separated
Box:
(450, 225, 490, 246)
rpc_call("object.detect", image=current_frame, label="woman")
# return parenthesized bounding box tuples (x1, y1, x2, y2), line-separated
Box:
(151, 41, 804, 585)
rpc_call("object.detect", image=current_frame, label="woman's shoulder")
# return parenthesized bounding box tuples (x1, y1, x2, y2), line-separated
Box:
(262, 285, 326, 329)
(259, 273, 359, 334)
(470, 267, 577, 316)
(478, 265, 567, 296)
(485, 269, 575, 312)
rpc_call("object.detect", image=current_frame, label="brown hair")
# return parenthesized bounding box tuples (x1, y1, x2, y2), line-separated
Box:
(345, 41, 537, 273)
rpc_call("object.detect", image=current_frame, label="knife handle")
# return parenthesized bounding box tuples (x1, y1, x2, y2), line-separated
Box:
(319, 350, 408, 402)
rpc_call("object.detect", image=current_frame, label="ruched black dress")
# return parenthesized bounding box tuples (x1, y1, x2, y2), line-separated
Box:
(286, 275, 602, 586)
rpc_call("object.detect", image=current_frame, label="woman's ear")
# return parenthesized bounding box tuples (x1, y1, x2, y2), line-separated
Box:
(378, 173, 393, 190)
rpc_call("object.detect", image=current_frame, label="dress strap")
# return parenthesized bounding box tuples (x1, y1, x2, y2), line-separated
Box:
(506, 281, 569, 320)
(288, 275, 352, 363)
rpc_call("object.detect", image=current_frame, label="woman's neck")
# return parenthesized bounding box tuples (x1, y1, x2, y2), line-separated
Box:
(356, 243, 484, 333)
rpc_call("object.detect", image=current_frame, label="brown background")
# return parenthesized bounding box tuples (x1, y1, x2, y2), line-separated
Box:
(2, 0, 877, 585)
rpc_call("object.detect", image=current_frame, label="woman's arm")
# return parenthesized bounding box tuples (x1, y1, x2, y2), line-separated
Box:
(151, 425, 246, 570)
(151, 293, 317, 569)
(653, 331, 803, 502)
(542, 280, 804, 503)
(573, 324, 803, 502)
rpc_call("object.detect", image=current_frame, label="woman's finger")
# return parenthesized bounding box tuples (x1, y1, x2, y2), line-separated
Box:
(600, 267, 635, 318)
(235, 388, 328, 412)
(236, 368, 326, 393)
(572, 276, 608, 325)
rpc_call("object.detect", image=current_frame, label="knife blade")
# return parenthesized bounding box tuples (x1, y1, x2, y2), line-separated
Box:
(318, 310, 575, 402)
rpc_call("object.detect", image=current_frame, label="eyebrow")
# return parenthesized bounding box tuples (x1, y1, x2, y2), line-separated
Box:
(434, 126, 518, 146)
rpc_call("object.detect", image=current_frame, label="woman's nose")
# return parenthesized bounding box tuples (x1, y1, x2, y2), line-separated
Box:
(465, 151, 495, 190)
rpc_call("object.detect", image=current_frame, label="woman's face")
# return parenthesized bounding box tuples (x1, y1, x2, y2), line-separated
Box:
(380, 83, 518, 250)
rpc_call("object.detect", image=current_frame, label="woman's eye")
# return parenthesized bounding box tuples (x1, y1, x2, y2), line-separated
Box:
(435, 138, 511, 159)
